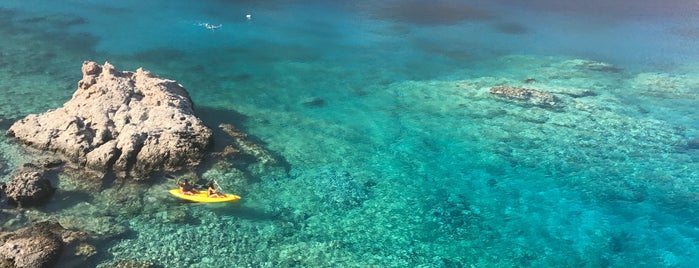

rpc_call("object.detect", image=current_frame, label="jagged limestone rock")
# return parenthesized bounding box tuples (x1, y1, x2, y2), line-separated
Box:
(7, 61, 212, 179)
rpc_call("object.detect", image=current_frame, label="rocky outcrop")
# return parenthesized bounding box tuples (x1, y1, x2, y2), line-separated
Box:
(4, 163, 58, 207)
(7, 61, 213, 179)
(0, 221, 87, 268)
(489, 85, 560, 108)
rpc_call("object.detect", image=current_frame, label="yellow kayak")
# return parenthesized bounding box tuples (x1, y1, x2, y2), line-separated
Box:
(168, 189, 241, 203)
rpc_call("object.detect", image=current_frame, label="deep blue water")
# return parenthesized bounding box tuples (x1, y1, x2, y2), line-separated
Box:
(1, 1, 699, 267)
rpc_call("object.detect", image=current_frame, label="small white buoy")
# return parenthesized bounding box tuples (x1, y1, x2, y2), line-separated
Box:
(245, 14, 252, 20)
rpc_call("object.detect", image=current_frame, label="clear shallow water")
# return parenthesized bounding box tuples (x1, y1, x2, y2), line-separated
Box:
(1, 0, 699, 267)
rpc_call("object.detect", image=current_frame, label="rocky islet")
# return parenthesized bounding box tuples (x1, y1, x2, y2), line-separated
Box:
(6, 61, 213, 179)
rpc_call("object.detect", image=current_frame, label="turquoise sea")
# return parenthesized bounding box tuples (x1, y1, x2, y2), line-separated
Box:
(1, 0, 699, 267)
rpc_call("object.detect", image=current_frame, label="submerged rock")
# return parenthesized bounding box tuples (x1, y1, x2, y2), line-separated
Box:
(59, 214, 128, 240)
(4, 163, 57, 207)
(0, 221, 87, 268)
(685, 137, 699, 150)
(219, 123, 277, 165)
(302, 97, 326, 107)
(100, 259, 156, 268)
(7, 61, 213, 179)
(574, 59, 623, 73)
(489, 85, 560, 108)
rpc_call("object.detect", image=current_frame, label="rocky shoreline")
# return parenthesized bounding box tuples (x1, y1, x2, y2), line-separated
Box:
(0, 61, 282, 267)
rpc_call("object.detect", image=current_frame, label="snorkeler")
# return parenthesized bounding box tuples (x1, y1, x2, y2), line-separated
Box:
(204, 23, 222, 30)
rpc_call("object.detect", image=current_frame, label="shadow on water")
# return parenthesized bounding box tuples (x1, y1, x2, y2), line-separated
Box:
(194, 106, 255, 169)
(195, 105, 247, 125)
(195, 105, 292, 174)
(164, 197, 283, 223)
(208, 203, 286, 222)
(195, 106, 249, 152)
(0, 116, 20, 131)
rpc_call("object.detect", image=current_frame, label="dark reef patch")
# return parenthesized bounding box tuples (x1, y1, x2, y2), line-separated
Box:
(0, 6, 99, 96)
(372, 1, 492, 25)
(494, 22, 528, 35)
(684, 137, 699, 150)
(303, 97, 326, 107)
(671, 27, 699, 39)
(500, 0, 698, 19)
(18, 13, 87, 28)
(412, 38, 474, 62)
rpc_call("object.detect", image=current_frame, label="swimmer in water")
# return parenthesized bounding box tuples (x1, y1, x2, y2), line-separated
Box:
(205, 23, 222, 30)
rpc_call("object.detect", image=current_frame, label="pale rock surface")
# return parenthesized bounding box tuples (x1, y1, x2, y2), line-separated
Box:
(489, 85, 560, 108)
(7, 61, 212, 179)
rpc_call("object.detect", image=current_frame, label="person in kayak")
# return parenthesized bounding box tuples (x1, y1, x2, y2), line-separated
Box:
(177, 179, 200, 195)
(207, 182, 226, 198)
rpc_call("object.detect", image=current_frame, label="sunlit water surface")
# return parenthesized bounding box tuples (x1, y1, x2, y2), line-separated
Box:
(1, 0, 699, 267)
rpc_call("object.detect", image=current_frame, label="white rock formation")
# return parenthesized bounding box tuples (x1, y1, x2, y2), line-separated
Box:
(7, 61, 212, 179)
